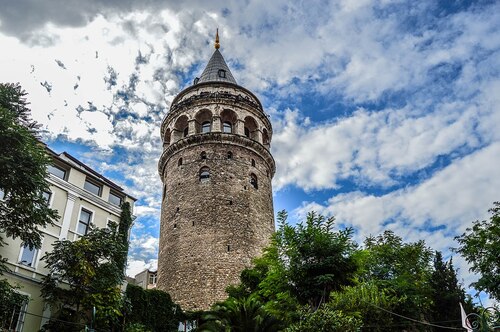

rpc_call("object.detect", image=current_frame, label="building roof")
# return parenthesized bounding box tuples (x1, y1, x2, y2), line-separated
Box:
(45, 145, 137, 201)
(197, 49, 237, 85)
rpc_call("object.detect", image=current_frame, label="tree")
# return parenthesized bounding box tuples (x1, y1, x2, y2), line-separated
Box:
(429, 252, 467, 331)
(284, 305, 362, 332)
(0, 83, 58, 251)
(198, 295, 282, 332)
(226, 210, 359, 326)
(0, 82, 58, 323)
(328, 282, 400, 332)
(124, 284, 181, 332)
(361, 231, 434, 330)
(41, 224, 127, 330)
(117, 201, 134, 272)
(454, 202, 500, 301)
(271, 210, 358, 309)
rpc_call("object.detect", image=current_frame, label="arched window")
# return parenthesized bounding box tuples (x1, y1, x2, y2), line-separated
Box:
(178, 158, 183, 166)
(251, 159, 256, 167)
(244, 116, 258, 140)
(201, 121, 211, 133)
(220, 109, 237, 135)
(227, 151, 233, 159)
(200, 167, 210, 183)
(164, 129, 171, 145)
(201, 151, 207, 160)
(195, 109, 212, 134)
(250, 173, 258, 189)
(173, 115, 188, 142)
(263, 128, 270, 146)
(223, 122, 232, 133)
(183, 127, 188, 137)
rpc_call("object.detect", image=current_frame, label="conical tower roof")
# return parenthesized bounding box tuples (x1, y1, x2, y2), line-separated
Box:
(197, 30, 237, 84)
(198, 49, 237, 84)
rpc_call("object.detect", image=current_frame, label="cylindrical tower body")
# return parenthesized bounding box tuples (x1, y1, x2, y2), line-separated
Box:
(157, 50, 275, 310)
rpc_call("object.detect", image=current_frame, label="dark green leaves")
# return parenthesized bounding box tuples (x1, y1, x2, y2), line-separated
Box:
(454, 202, 500, 300)
(0, 83, 58, 251)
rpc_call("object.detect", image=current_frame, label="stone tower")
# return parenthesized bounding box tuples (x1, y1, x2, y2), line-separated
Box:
(157, 32, 275, 311)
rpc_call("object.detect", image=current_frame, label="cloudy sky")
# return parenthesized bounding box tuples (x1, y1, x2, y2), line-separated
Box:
(1, 0, 499, 300)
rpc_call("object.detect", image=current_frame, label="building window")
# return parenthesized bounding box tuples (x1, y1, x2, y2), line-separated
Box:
(41, 191, 52, 206)
(149, 273, 157, 285)
(244, 127, 250, 137)
(19, 244, 37, 267)
(199, 167, 210, 183)
(251, 159, 256, 167)
(178, 158, 183, 166)
(223, 122, 232, 133)
(84, 178, 102, 196)
(108, 192, 122, 206)
(183, 127, 189, 137)
(0, 188, 5, 200)
(77, 208, 92, 235)
(48, 164, 67, 180)
(227, 151, 233, 159)
(201, 151, 207, 160)
(2, 301, 27, 331)
(250, 173, 258, 189)
(218, 69, 226, 78)
(201, 121, 211, 133)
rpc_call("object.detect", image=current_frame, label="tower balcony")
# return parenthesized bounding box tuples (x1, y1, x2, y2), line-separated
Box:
(158, 132, 275, 179)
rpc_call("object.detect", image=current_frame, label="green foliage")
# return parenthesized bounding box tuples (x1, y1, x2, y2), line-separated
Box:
(362, 230, 434, 326)
(429, 252, 466, 331)
(198, 295, 282, 332)
(269, 210, 358, 308)
(285, 305, 362, 332)
(223, 211, 479, 331)
(125, 284, 181, 332)
(0, 82, 58, 263)
(117, 201, 133, 272)
(41, 223, 127, 330)
(329, 282, 400, 331)
(454, 202, 500, 301)
(225, 210, 359, 327)
(0, 82, 59, 329)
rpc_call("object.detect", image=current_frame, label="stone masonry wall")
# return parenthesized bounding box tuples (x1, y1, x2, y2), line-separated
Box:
(157, 139, 274, 310)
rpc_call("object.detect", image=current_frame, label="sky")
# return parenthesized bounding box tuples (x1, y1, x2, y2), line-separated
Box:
(1, 0, 499, 303)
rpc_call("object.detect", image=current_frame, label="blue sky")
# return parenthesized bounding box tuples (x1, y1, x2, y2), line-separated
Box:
(1, 0, 499, 302)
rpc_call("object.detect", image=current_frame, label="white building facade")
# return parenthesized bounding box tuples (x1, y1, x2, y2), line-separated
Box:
(0, 147, 136, 331)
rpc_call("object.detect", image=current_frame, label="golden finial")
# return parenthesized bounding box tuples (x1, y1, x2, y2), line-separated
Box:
(215, 28, 220, 49)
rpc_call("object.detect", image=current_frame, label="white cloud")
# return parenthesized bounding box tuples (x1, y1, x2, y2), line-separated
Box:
(126, 258, 158, 278)
(296, 142, 499, 235)
(134, 205, 161, 218)
(271, 95, 494, 191)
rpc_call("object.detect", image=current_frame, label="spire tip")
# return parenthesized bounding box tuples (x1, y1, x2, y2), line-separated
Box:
(215, 28, 220, 49)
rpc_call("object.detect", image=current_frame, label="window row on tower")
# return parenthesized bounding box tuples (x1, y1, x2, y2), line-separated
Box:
(176, 151, 267, 175)
(163, 109, 270, 147)
(198, 167, 258, 189)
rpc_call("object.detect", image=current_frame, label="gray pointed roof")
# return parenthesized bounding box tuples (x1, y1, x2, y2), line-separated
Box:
(197, 49, 237, 84)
